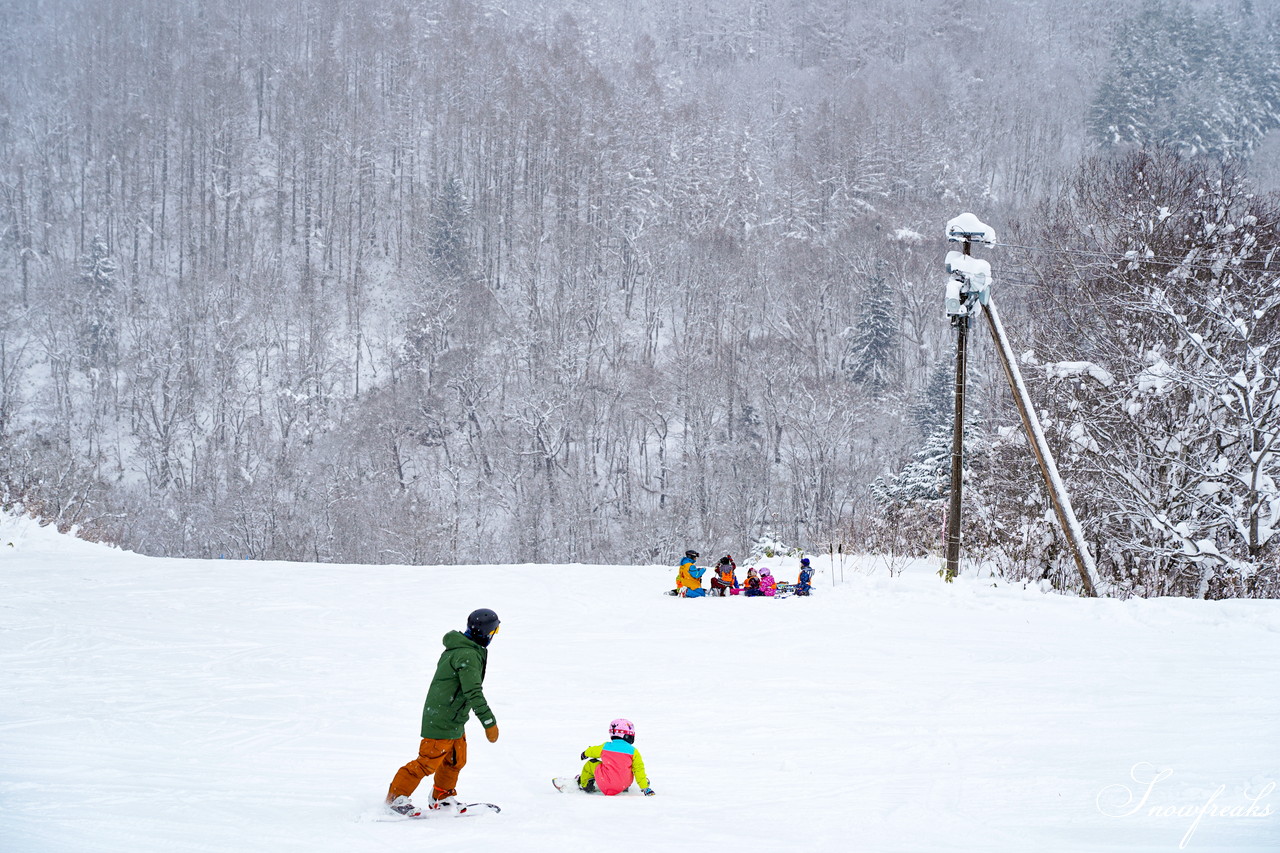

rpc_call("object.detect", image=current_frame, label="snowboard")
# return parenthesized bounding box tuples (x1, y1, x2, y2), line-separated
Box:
(553, 776, 646, 795)
(374, 802, 501, 820)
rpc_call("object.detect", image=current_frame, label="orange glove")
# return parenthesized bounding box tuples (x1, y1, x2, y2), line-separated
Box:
(485, 724, 499, 743)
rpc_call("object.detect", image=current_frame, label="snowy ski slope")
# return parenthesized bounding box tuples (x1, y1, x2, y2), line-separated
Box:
(2, 513, 1277, 852)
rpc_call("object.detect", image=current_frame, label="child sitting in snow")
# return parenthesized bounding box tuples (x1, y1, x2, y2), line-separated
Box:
(675, 549, 707, 597)
(743, 567, 763, 596)
(710, 555, 738, 596)
(569, 719, 655, 796)
(759, 568, 778, 596)
(795, 558, 814, 596)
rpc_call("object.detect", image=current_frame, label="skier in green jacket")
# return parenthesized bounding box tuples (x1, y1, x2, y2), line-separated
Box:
(386, 608, 501, 816)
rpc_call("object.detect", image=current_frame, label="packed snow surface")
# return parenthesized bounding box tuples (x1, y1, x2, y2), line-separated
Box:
(2, 513, 1277, 852)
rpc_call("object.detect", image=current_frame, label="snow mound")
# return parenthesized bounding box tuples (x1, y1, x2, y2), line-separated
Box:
(0, 509, 118, 558)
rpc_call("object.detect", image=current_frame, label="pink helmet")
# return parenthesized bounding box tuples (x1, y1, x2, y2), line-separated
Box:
(761, 568, 772, 577)
(609, 718, 635, 740)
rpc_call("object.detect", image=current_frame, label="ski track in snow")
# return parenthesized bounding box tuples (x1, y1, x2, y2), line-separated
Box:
(2, 515, 1278, 852)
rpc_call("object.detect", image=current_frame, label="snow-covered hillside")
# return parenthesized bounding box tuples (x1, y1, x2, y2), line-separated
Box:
(2, 513, 1277, 852)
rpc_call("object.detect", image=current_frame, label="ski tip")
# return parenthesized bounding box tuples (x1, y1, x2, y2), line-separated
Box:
(460, 802, 501, 814)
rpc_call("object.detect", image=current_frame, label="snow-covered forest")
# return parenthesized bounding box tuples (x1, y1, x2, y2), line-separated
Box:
(2, 0, 1278, 597)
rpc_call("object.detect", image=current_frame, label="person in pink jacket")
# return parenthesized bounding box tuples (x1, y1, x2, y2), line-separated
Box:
(759, 568, 778, 596)
(564, 719, 655, 796)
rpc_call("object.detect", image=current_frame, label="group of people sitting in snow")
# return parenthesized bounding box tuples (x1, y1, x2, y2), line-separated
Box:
(672, 550, 814, 598)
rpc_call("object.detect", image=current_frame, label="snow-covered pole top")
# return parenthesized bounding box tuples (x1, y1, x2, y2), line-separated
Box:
(945, 252, 991, 291)
(945, 212, 997, 246)
(944, 213, 994, 318)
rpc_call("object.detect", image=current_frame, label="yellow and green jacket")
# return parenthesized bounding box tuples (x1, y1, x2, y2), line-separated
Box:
(580, 738, 649, 795)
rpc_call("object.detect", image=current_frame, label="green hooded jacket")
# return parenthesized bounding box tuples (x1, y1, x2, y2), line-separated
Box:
(420, 630, 496, 739)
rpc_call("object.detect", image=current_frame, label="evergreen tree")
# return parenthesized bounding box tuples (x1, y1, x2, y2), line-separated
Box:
(842, 278, 900, 395)
(867, 413, 990, 558)
(1090, 0, 1280, 156)
(429, 177, 471, 280)
(77, 234, 118, 372)
(909, 358, 954, 438)
(871, 424, 950, 505)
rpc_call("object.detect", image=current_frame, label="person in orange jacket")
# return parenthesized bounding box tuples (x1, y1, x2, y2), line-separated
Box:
(710, 554, 737, 596)
(675, 549, 706, 597)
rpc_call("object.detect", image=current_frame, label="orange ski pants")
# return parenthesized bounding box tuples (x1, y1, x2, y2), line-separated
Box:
(386, 736, 468, 802)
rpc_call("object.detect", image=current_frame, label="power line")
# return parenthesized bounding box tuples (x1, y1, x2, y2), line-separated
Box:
(929, 237, 1280, 296)
(993, 240, 1280, 275)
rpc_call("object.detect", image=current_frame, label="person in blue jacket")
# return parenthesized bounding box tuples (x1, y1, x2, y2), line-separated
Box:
(674, 549, 707, 597)
(795, 557, 814, 596)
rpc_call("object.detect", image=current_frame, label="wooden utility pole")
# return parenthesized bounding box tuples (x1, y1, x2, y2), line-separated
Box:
(943, 241, 971, 582)
(941, 212, 1103, 596)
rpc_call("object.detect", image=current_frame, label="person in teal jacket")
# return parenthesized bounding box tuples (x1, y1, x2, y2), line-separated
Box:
(386, 608, 501, 816)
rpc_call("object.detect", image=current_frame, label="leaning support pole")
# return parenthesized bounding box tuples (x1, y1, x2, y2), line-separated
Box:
(983, 298, 1103, 597)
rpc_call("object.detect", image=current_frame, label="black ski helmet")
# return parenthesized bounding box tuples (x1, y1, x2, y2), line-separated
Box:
(685, 549, 699, 560)
(466, 608, 501, 646)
